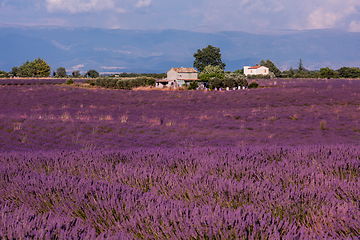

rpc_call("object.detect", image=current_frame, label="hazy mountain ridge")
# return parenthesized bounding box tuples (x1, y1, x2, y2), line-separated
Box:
(0, 26, 359, 73)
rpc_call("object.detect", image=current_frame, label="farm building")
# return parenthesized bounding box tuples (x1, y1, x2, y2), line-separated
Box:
(156, 67, 200, 88)
(244, 66, 269, 76)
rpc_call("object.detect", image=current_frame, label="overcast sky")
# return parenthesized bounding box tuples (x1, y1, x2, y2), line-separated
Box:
(1, 0, 360, 32)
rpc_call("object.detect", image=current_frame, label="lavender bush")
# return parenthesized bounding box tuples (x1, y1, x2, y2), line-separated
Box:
(1, 79, 360, 151)
(0, 79, 360, 238)
(1, 146, 359, 238)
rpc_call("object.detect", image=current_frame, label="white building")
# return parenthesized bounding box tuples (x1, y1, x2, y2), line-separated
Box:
(156, 67, 199, 88)
(244, 66, 269, 76)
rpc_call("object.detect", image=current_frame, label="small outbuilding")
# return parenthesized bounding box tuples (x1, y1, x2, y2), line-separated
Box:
(156, 67, 200, 88)
(244, 66, 269, 76)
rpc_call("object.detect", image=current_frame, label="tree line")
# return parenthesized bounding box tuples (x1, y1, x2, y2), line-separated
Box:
(0, 58, 102, 79)
(193, 45, 360, 81)
(0, 58, 169, 80)
(1, 52, 360, 82)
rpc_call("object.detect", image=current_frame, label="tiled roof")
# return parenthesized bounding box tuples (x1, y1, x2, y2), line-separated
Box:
(178, 79, 200, 81)
(156, 78, 200, 82)
(156, 79, 172, 83)
(248, 66, 264, 69)
(167, 67, 198, 73)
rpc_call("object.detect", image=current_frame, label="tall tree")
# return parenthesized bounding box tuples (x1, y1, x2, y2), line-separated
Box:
(259, 60, 266, 66)
(298, 59, 305, 72)
(319, 67, 335, 79)
(16, 58, 51, 77)
(86, 69, 99, 78)
(56, 67, 67, 78)
(289, 66, 294, 76)
(193, 45, 226, 72)
(72, 70, 81, 78)
(10, 67, 18, 77)
(32, 58, 51, 77)
(260, 59, 281, 77)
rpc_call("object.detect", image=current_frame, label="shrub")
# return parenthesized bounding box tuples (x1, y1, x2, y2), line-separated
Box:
(248, 82, 259, 89)
(223, 73, 248, 88)
(66, 79, 74, 85)
(95, 76, 155, 90)
(223, 77, 235, 88)
(199, 72, 224, 82)
(208, 77, 223, 89)
(247, 74, 272, 79)
(187, 81, 198, 90)
(320, 120, 327, 130)
(136, 76, 156, 87)
(86, 80, 95, 86)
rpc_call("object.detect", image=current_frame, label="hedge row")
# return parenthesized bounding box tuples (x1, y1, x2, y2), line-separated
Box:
(94, 77, 156, 89)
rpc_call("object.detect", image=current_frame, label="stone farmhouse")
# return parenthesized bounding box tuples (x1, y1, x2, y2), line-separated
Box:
(244, 66, 269, 76)
(156, 67, 200, 88)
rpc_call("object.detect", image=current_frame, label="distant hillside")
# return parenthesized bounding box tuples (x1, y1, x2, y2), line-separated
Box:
(0, 26, 359, 73)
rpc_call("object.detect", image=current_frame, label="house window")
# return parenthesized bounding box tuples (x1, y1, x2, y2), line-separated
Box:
(251, 70, 253, 73)
(264, 70, 266, 73)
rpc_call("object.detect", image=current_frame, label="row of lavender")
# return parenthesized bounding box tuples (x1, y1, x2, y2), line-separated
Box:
(0, 78, 88, 85)
(1, 146, 359, 238)
(1, 79, 360, 151)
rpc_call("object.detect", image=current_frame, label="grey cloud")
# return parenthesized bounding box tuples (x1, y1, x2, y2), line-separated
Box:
(1, 0, 360, 32)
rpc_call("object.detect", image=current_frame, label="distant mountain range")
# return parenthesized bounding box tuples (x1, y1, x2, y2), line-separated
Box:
(0, 25, 359, 73)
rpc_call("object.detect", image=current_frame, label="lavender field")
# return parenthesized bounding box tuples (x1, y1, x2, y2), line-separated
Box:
(0, 79, 360, 238)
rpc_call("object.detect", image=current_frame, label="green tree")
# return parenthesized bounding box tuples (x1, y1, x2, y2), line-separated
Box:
(72, 70, 82, 78)
(17, 58, 51, 77)
(56, 67, 67, 78)
(265, 59, 281, 77)
(0, 70, 8, 78)
(17, 60, 31, 77)
(289, 66, 294, 77)
(298, 59, 305, 72)
(259, 59, 281, 77)
(198, 65, 225, 81)
(193, 45, 226, 72)
(259, 60, 266, 66)
(223, 76, 235, 88)
(337, 67, 360, 78)
(199, 72, 224, 82)
(233, 69, 244, 74)
(200, 65, 224, 75)
(224, 72, 247, 88)
(319, 67, 335, 79)
(32, 58, 51, 77)
(86, 69, 99, 78)
(208, 77, 223, 89)
(10, 67, 18, 77)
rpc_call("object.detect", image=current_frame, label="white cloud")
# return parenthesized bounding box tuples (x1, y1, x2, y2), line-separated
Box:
(69, 64, 85, 71)
(115, 7, 127, 13)
(349, 21, 360, 32)
(2, 0, 360, 33)
(46, 0, 115, 13)
(135, 0, 151, 8)
(306, 1, 359, 29)
(100, 66, 126, 69)
(191, 0, 360, 32)
(307, 8, 340, 29)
